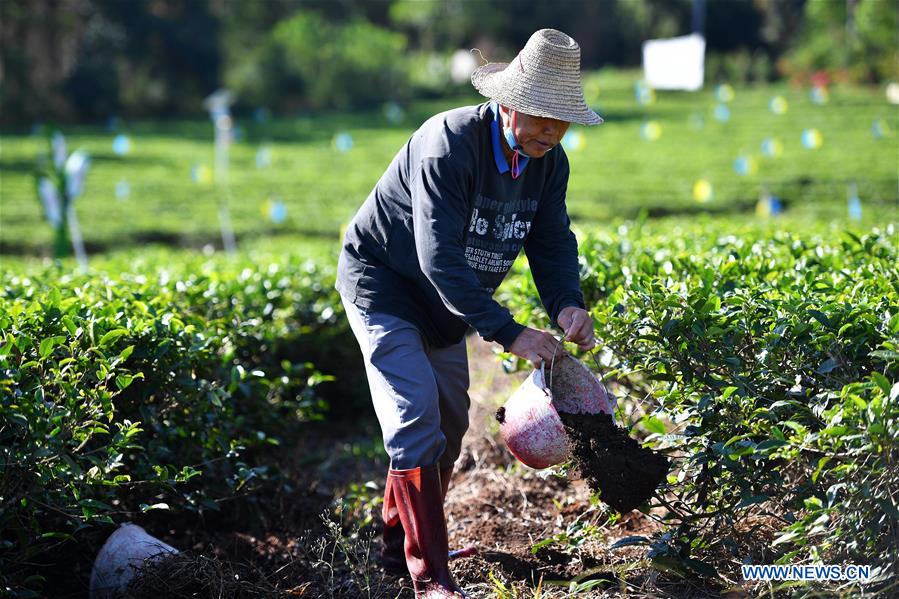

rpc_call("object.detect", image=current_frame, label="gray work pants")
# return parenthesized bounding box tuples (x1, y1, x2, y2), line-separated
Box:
(341, 295, 471, 470)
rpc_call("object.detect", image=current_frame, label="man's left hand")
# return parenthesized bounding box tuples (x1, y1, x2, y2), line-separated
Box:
(557, 306, 595, 351)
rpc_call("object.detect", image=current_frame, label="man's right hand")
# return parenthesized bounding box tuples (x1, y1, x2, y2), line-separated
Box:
(507, 327, 564, 369)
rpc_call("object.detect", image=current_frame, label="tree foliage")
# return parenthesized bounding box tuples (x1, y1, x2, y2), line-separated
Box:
(3, 0, 895, 125)
(227, 10, 409, 112)
(787, 0, 898, 82)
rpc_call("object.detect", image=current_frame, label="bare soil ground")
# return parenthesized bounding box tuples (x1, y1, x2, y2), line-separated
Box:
(121, 336, 741, 598)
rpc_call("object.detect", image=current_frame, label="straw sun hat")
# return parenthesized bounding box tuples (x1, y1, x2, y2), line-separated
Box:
(471, 28, 603, 126)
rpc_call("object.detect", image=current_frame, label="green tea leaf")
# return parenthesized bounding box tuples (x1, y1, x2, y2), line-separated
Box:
(871, 372, 890, 395)
(609, 536, 649, 550)
(98, 329, 128, 348)
(876, 499, 899, 521)
(79, 498, 113, 511)
(641, 415, 667, 435)
(755, 439, 786, 452)
(808, 310, 830, 327)
(39, 336, 66, 359)
(736, 494, 769, 509)
(816, 358, 839, 374)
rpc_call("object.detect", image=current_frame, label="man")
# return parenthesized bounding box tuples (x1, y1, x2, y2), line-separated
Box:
(336, 29, 603, 598)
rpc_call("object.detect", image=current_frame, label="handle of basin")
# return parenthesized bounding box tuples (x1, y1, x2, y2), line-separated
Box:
(547, 335, 565, 393)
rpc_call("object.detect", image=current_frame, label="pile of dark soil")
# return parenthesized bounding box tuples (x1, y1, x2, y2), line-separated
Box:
(124, 552, 292, 598)
(558, 411, 670, 513)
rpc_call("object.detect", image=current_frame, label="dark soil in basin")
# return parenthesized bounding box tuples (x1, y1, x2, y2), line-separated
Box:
(558, 411, 670, 513)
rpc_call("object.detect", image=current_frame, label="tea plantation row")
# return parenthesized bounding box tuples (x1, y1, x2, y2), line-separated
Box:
(0, 251, 361, 595)
(502, 218, 898, 592)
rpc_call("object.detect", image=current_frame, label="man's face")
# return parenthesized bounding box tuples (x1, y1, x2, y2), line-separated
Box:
(500, 105, 571, 158)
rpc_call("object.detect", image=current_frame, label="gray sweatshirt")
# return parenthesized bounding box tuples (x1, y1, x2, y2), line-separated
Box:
(336, 101, 585, 350)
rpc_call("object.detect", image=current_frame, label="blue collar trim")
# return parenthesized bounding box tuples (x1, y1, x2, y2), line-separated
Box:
(490, 101, 529, 176)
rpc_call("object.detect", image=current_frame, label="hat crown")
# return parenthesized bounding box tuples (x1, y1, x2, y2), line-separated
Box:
(516, 29, 582, 88)
(528, 28, 579, 55)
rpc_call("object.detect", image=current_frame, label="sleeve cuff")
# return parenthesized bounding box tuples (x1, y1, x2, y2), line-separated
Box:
(492, 319, 526, 351)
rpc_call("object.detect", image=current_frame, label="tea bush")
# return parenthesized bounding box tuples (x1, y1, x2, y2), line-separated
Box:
(503, 220, 898, 592)
(0, 252, 353, 596)
(3, 217, 896, 596)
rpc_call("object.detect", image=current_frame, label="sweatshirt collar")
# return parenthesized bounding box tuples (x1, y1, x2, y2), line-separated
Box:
(490, 101, 529, 176)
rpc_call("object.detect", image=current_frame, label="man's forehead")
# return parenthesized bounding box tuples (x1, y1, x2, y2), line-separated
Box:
(498, 104, 570, 124)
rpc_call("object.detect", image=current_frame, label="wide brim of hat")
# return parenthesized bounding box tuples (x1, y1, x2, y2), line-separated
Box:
(471, 62, 603, 126)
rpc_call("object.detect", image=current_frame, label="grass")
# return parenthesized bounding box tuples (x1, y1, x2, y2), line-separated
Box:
(1, 69, 896, 260)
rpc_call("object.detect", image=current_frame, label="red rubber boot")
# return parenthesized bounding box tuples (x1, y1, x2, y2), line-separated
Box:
(388, 465, 467, 598)
(381, 474, 408, 575)
(439, 466, 453, 499)
(381, 466, 456, 575)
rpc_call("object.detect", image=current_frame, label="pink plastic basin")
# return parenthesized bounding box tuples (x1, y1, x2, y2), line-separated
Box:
(497, 358, 615, 469)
